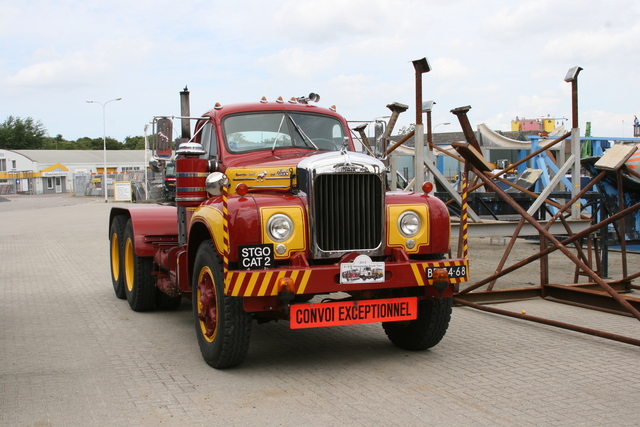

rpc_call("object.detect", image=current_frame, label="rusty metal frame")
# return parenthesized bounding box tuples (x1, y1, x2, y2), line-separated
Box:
(447, 107, 640, 347)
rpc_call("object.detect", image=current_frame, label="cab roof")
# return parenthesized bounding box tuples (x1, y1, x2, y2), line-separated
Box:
(201, 99, 345, 122)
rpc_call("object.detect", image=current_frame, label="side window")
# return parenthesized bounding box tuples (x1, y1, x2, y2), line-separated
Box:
(199, 122, 218, 158)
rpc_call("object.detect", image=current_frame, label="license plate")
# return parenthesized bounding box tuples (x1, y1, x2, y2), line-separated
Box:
(339, 254, 385, 284)
(425, 264, 467, 279)
(238, 244, 274, 270)
(290, 297, 417, 329)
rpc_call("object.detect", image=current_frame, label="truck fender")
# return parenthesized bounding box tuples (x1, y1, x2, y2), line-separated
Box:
(109, 206, 178, 257)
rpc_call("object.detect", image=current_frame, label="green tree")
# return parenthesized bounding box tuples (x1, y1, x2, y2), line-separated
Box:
(105, 137, 122, 150)
(0, 116, 47, 149)
(123, 135, 145, 150)
(74, 136, 122, 150)
(43, 134, 67, 149)
(74, 137, 96, 150)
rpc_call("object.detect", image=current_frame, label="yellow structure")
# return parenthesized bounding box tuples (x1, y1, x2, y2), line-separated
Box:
(511, 116, 558, 133)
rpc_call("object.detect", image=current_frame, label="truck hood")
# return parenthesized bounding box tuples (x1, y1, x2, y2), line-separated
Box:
(222, 150, 384, 195)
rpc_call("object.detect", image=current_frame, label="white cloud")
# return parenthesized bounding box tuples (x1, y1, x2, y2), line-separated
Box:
(5, 38, 154, 88)
(583, 109, 637, 138)
(255, 47, 341, 80)
(430, 57, 471, 80)
(272, 0, 400, 43)
(542, 24, 640, 63)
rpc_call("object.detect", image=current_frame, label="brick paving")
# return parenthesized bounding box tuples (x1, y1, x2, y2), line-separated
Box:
(1, 194, 639, 426)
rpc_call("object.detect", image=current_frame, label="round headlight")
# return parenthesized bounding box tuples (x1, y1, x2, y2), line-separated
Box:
(398, 211, 421, 238)
(267, 214, 293, 242)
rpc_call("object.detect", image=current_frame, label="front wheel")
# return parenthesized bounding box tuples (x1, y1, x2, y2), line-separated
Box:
(193, 240, 252, 369)
(382, 297, 452, 350)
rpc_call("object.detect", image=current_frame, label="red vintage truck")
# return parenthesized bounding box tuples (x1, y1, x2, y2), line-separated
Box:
(108, 93, 468, 368)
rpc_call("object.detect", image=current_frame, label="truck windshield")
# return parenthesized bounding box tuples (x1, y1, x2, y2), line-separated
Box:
(223, 112, 345, 153)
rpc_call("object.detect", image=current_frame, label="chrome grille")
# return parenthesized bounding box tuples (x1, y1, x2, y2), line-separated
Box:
(314, 173, 383, 252)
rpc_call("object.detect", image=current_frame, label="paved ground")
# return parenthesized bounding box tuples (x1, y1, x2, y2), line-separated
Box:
(1, 194, 639, 426)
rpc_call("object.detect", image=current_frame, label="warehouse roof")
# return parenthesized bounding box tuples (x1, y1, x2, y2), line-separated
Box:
(13, 150, 146, 165)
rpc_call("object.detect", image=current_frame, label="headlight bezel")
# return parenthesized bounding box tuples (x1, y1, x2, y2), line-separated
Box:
(398, 210, 421, 238)
(267, 213, 294, 242)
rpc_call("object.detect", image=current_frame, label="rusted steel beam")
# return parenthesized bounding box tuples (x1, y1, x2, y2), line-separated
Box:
(456, 282, 632, 305)
(446, 131, 571, 200)
(543, 283, 640, 316)
(543, 171, 606, 229)
(623, 271, 640, 282)
(458, 200, 640, 294)
(450, 106, 482, 153)
(617, 169, 629, 278)
(493, 175, 564, 210)
(455, 287, 541, 304)
(444, 133, 571, 207)
(385, 129, 415, 156)
(465, 162, 640, 321)
(352, 123, 373, 153)
(540, 234, 549, 287)
(562, 281, 632, 292)
(487, 217, 525, 291)
(454, 297, 640, 347)
(430, 142, 464, 163)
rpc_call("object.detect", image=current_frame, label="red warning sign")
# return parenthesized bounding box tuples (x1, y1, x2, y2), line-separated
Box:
(289, 297, 417, 329)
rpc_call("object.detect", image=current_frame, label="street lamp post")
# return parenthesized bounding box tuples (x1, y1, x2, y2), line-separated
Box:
(433, 122, 451, 132)
(86, 98, 122, 202)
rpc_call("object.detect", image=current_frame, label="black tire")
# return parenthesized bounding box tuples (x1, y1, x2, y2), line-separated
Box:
(123, 219, 157, 312)
(382, 297, 452, 350)
(109, 215, 127, 299)
(156, 292, 182, 310)
(193, 240, 252, 369)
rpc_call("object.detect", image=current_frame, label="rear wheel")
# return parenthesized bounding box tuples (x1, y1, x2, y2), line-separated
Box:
(193, 240, 252, 369)
(109, 215, 127, 299)
(123, 220, 157, 312)
(383, 297, 452, 350)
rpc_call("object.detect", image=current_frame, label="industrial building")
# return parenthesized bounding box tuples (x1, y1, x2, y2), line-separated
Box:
(0, 149, 147, 195)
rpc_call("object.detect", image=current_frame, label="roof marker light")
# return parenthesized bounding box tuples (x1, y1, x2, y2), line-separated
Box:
(289, 97, 297, 104)
(276, 96, 284, 103)
(422, 182, 433, 194)
(330, 105, 337, 111)
(214, 102, 223, 110)
(260, 96, 268, 103)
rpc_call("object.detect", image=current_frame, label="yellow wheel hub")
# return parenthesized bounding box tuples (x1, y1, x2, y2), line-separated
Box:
(110, 233, 120, 281)
(124, 238, 135, 292)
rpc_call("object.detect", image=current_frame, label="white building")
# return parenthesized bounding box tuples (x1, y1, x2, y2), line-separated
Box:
(0, 149, 147, 195)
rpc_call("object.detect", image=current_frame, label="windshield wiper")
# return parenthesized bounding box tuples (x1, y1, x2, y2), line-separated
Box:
(271, 115, 287, 155)
(289, 116, 318, 150)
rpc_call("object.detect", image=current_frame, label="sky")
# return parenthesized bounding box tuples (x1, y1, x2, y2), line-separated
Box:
(2, 0, 640, 143)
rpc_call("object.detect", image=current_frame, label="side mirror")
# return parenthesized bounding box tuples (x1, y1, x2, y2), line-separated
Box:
(374, 120, 386, 159)
(154, 117, 173, 160)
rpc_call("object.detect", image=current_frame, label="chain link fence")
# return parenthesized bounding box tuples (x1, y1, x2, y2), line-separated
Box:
(73, 171, 167, 202)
